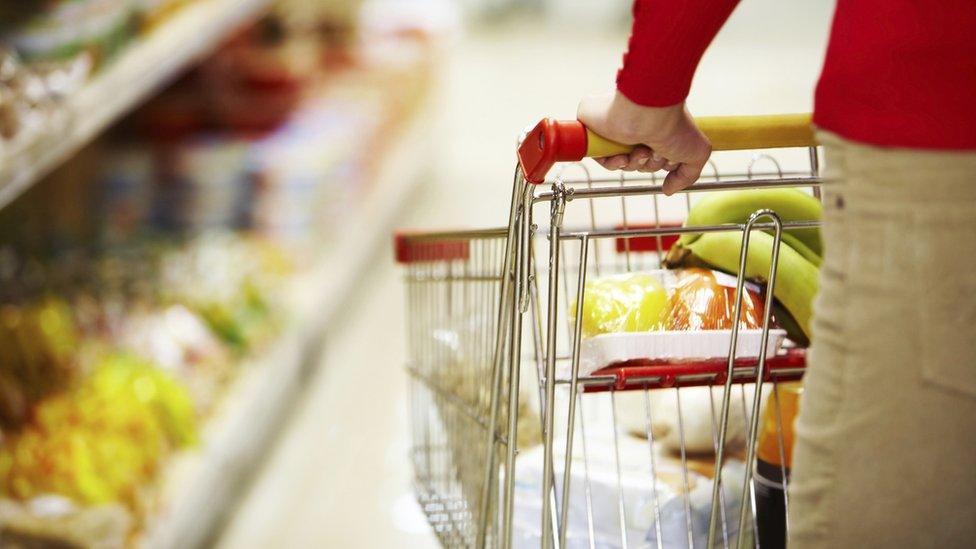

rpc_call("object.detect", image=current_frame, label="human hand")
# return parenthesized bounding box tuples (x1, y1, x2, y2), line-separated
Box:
(577, 91, 712, 196)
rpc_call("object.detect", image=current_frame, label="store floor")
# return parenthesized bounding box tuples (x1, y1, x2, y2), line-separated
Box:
(217, 5, 831, 548)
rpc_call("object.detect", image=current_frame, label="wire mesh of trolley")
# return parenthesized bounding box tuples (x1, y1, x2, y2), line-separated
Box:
(396, 113, 821, 549)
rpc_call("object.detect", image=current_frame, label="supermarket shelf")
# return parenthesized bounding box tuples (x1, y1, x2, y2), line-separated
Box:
(0, 0, 272, 210)
(140, 103, 432, 549)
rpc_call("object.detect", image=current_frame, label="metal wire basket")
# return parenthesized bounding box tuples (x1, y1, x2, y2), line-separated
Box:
(396, 114, 821, 549)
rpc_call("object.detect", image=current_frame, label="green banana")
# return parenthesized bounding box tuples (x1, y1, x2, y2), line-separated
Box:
(680, 189, 823, 256)
(780, 232, 822, 267)
(681, 230, 819, 339)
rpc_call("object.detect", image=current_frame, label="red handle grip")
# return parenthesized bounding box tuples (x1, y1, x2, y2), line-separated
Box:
(517, 118, 588, 184)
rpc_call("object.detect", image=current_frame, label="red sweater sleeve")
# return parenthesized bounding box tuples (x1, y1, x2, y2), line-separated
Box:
(617, 0, 740, 107)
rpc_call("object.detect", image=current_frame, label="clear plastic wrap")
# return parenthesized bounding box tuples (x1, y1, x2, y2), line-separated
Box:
(576, 272, 668, 337)
(574, 269, 767, 337)
(666, 268, 764, 331)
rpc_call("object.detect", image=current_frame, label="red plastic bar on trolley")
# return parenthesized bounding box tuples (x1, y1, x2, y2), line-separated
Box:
(394, 233, 471, 264)
(583, 348, 806, 392)
(614, 223, 683, 254)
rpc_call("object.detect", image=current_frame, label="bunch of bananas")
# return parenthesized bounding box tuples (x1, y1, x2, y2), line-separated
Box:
(666, 189, 822, 344)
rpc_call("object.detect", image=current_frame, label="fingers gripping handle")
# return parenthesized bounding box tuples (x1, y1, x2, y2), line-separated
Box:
(516, 114, 814, 184)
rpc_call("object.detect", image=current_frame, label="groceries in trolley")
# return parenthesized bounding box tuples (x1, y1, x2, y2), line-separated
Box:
(397, 117, 824, 548)
(510, 423, 752, 548)
(568, 268, 787, 378)
(665, 188, 822, 345)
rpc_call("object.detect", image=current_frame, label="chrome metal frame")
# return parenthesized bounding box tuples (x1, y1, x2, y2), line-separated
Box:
(400, 145, 823, 549)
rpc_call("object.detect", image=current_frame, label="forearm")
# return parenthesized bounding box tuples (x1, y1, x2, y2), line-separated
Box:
(617, 0, 740, 106)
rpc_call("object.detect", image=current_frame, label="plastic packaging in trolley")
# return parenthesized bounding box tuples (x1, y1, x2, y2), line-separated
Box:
(567, 268, 788, 379)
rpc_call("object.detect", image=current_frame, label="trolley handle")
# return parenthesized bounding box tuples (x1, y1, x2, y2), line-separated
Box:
(517, 113, 814, 183)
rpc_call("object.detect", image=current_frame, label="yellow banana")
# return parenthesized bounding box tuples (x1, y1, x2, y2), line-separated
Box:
(682, 230, 819, 339)
(680, 189, 823, 256)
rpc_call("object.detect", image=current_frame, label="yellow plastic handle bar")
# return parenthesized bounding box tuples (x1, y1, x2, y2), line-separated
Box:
(585, 113, 815, 157)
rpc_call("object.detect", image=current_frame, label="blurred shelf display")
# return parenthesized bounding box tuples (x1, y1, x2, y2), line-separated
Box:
(0, 5, 440, 545)
(142, 96, 432, 549)
(0, 0, 274, 211)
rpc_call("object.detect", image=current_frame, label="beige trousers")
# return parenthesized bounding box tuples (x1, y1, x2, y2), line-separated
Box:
(787, 133, 976, 548)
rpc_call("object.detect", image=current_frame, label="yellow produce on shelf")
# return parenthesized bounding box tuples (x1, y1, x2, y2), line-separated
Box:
(0, 297, 82, 430)
(0, 354, 197, 508)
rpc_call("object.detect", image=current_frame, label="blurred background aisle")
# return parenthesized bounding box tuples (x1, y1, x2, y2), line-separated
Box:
(0, 0, 831, 547)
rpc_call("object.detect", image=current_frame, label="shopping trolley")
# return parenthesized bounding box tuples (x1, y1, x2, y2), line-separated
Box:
(395, 114, 821, 548)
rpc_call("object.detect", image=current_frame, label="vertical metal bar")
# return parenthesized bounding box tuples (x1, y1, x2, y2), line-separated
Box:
(541, 184, 567, 549)
(423, 260, 434, 494)
(519, 185, 535, 315)
(808, 146, 821, 200)
(610, 390, 630, 549)
(529, 229, 562, 549)
(620, 172, 632, 272)
(501, 185, 533, 547)
(707, 210, 782, 548)
(643, 389, 664, 549)
(478, 167, 525, 548)
(558, 235, 590, 549)
(735, 211, 783, 549)
(578, 391, 597, 549)
(707, 388, 731, 549)
(675, 387, 695, 549)
(650, 179, 665, 267)
(581, 166, 602, 277)
(561, 239, 574, 345)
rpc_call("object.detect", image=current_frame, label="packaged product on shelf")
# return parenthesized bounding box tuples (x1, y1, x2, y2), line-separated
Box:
(133, 90, 255, 233)
(0, 48, 90, 159)
(156, 136, 254, 231)
(198, 20, 308, 134)
(0, 232, 294, 543)
(119, 303, 234, 413)
(95, 144, 156, 244)
(247, 96, 374, 246)
(0, 5, 440, 544)
(1, 0, 135, 66)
